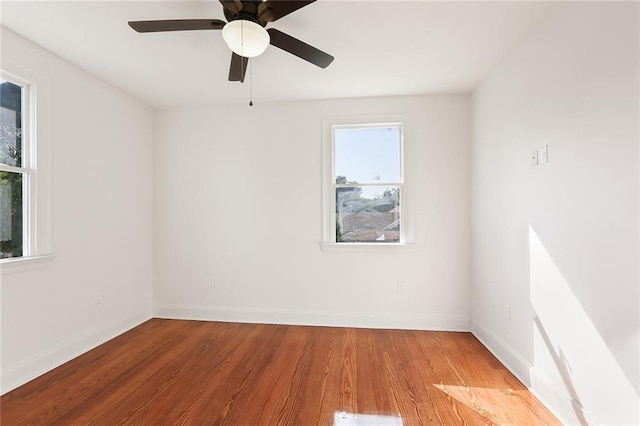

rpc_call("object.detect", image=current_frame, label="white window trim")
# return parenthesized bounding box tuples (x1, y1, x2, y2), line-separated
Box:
(0, 254, 56, 275)
(0, 61, 53, 274)
(321, 114, 415, 252)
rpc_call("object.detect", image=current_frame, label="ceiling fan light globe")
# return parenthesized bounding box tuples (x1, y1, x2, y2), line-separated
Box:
(222, 20, 270, 58)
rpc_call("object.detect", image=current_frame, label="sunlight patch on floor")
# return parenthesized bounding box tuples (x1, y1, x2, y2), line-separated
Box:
(433, 383, 531, 424)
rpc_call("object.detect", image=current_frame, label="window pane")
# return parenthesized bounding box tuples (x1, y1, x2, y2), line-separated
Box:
(0, 80, 23, 168)
(334, 126, 400, 184)
(0, 171, 23, 258)
(336, 186, 400, 243)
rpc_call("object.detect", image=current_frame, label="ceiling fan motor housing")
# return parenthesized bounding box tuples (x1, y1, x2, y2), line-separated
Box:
(223, 1, 271, 26)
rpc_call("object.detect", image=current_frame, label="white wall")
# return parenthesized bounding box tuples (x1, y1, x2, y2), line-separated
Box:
(154, 95, 471, 330)
(471, 3, 639, 425)
(0, 28, 154, 393)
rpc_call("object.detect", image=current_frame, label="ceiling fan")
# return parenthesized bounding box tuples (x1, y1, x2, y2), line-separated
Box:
(128, 0, 334, 83)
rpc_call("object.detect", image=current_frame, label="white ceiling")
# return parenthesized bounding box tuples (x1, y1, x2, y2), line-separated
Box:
(0, 1, 559, 108)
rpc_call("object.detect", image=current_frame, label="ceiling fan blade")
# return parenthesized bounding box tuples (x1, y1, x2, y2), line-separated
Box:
(128, 19, 226, 33)
(219, 0, 243, 14)
(258, 0, 315, 22)
(267, 28, 334, 68)
(229, 53, 249, 82)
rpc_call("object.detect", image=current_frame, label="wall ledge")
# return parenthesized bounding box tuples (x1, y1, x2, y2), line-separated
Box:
(0, 255, 56, 275)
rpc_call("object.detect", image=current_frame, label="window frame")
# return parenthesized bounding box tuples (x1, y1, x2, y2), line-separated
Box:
(321, 114, 414, 252)
(0, 63, 53, 272)
(1, 72, 35, 258)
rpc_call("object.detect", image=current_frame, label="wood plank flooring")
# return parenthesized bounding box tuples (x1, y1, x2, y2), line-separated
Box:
(1, 319, 560, 425)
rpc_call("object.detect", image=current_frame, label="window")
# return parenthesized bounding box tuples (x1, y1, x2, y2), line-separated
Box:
(322, 115, 413, 249)
(0, 67, 51, 267)
(0, 75, 31, 259)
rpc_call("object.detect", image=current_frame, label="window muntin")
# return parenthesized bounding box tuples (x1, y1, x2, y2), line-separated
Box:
(1, 75, 32, 259)
(332, 124, 404, 244)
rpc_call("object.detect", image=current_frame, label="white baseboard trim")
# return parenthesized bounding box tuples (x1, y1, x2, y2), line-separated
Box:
(154, 304, 471, 331)
(529, 365, 600, 426)
(471, 320, 532, 386)
(471, 320, 597, 426)
(1, 309, 152, 395)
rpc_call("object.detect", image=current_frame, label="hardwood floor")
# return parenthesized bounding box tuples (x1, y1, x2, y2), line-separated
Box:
(1, 319, 559, 425)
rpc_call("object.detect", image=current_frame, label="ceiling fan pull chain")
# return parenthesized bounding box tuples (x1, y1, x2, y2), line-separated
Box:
(241, 19, 254, 106)
(249, 58, 254, 106)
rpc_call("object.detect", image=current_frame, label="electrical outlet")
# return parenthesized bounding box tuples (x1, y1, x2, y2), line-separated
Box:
(397, 283, 406, 294)
(95, 291, 103, 305)
(210, 276, 218, 288)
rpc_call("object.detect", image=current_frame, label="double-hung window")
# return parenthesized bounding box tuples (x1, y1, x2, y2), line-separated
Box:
(0, 74, 32, 259)
(322, 115, 413, 249)
(0, 66, 51, 268)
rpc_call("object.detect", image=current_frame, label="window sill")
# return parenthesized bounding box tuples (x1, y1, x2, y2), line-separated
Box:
(0, 254, 56, 275)
(320, 243, 415, 253)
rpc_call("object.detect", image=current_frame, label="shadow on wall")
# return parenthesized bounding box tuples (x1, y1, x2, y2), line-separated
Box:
(533, 316, 588, 426)
(529, 225, 639, 425)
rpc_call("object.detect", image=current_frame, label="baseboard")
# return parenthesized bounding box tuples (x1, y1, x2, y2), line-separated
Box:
(1, 309, 152, 395)
(529, 366, 600, 425)
(153, 304, 471, 331)
(471, 320, 597, 425)
(471, 320, 532, 386)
